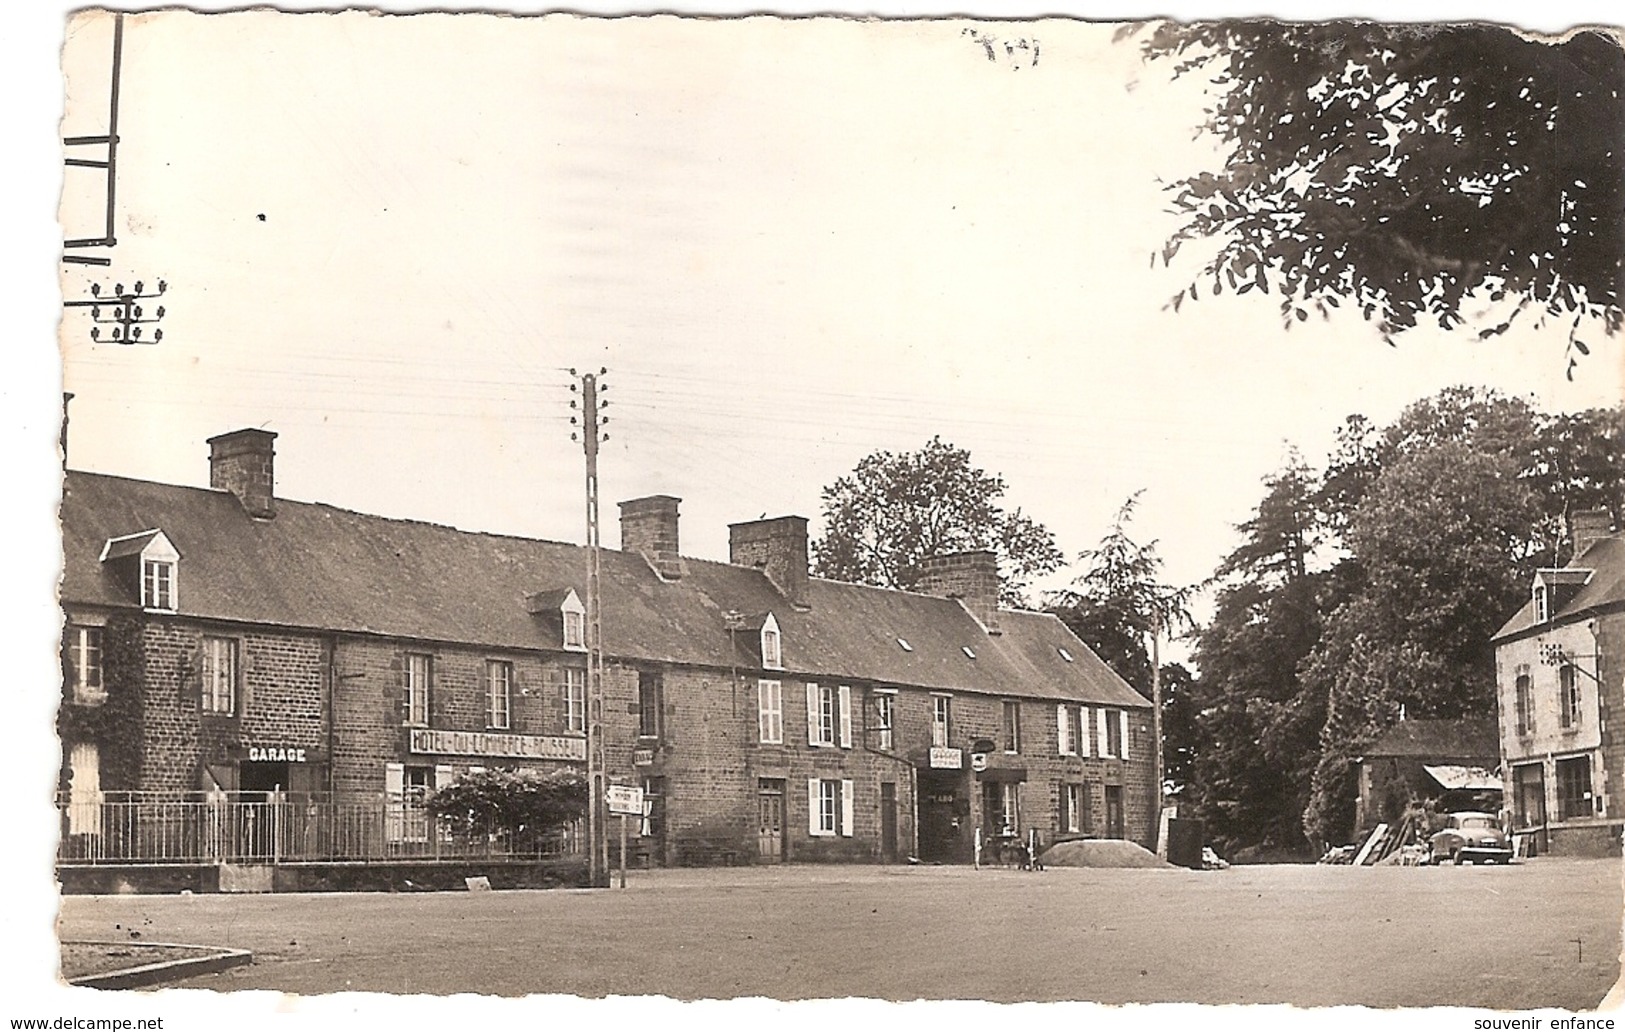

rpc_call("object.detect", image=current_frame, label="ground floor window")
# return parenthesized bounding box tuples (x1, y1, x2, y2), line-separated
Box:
(1059, 782, 1083, 834)
(982, 779, 1020, 836)
(1555, 756, 1595, 821)
(1512, 762, 1545, 828)
(642, 775, 666, 839)
(807, 778, 853, 837)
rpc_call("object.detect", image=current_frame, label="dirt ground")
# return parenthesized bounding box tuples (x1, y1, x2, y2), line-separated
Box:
(55, 856, 1621, 1008)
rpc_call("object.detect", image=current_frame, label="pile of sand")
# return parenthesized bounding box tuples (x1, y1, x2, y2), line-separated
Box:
(1039, 838, 1174, 869)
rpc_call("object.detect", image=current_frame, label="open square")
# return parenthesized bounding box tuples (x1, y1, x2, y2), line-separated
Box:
(57, 858, 1621, 1008)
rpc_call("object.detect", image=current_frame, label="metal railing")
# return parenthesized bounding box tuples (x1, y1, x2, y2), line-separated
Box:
(56, 793, 583, 866)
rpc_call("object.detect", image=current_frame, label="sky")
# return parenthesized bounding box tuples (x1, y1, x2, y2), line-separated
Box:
(7, 0, 1625, 1025)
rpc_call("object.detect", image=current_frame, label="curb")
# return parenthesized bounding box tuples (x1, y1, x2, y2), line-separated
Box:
(65, 941, 253, 990)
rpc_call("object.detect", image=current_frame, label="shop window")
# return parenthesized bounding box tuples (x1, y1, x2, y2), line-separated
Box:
(983, 780, 1020, 836)
(201, 636, 237, 715)
(563, 666, 585, 734)
(486, 660, 512, 730)
(1002, 700, 1021, 754)
(808, 778, 853, 837)
(64, 625, 105, 704)
(1513, 762, 1545, 829)
(1555, 756, 1594, 821)
(638, 670, 662, 740)
(757, 679, 783, 744)
(405, 653, 432, 726)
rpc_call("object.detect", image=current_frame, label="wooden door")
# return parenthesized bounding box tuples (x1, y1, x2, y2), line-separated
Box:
(757, 780, 785, 862)
(880, 782, 898, 862)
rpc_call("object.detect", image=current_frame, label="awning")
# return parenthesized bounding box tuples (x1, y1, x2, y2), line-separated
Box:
(1424, 765, 1502, 791)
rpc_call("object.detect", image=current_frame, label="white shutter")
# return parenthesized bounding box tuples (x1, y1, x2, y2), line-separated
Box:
(433, 765, 455, 790)
(758, 681, 770, 742)
(1119, 710, 1131, 761)
(838, 686, 853, 748)
(840, 780, 855, 836)
(806, 683, 821, 746)
(1096, 708, 1109, 758)
(808, 779, 822, 836)
(1057, 704, 1069, 755)
(385, 762, 404, 798)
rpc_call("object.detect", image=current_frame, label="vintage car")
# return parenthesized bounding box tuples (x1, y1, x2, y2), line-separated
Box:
(1428, 811, 1514, 865)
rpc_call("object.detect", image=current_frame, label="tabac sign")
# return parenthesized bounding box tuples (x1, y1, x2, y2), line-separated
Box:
(409, 728, 586, 762)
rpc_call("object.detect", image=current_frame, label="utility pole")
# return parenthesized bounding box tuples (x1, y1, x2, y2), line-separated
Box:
(1150, 616, 1165, 852)
(572, 369, 609, 885)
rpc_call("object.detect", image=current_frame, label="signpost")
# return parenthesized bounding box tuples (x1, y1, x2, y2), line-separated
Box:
(605, 785, 645, 889)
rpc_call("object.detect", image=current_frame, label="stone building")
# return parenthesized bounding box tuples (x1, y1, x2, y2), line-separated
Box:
(59, 428, 1156, 865)
(1491, 511, 1625, 856)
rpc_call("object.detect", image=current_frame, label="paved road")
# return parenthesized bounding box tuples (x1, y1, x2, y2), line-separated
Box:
(57, 857, 1621, 1008)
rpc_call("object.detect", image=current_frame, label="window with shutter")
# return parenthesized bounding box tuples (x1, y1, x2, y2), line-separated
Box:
(838, 686, 853, 748)
(806, 683, 821, 746)
(840, 779, 855, 836)
(758, 680, 784, 743)
(1057, 704, 1071, 755)
(1119, 710, 1131, 760)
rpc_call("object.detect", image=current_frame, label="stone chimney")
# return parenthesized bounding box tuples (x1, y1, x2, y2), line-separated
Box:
(619, 495, 684, 580)
(207, 428, 277, 519)
(1570, 509, 1615, 563)
(729, 516, 809, 609)
(916, 550, 1001, 635)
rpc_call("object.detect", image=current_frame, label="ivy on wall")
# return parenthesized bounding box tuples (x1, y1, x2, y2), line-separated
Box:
(56, 613, 145, 793)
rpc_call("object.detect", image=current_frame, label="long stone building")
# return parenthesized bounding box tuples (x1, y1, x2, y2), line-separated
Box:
(59, 427, 1156, 866)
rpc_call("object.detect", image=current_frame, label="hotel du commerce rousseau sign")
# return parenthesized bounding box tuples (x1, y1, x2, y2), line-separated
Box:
(408, 728, 587, 762)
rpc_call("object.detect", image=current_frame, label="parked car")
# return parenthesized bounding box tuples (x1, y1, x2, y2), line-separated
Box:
(1429, 811, 1513, 865)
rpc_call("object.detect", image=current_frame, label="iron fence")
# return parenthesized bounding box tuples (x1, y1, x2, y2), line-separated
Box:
(56, 793, 583, 865)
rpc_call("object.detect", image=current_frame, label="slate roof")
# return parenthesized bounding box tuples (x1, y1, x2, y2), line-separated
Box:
(60, 471, 1149, 708)
(1365, 718, 1499, 761)
(1493, 535, 1625, 642)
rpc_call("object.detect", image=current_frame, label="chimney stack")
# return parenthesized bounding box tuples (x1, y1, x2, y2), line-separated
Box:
(729, 516, 809, 609)
(619, 495, 684, 580)
(916, 550, 1001, 634)
(207, 428, 277, 519)
(1570, 509, 1615, 564)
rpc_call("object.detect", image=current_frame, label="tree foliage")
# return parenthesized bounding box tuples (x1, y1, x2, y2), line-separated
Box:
(1140, 21, 1625, 370)
(1183, 388, 1625, 855)
(811, 437, 1063, 606)
(427, 768, 588, 838)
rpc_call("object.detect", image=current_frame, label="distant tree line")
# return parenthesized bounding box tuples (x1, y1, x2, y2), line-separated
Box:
(809, 391, 1623, 860)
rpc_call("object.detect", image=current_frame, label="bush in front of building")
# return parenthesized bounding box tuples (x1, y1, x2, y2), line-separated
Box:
(427, 768, 587, 848)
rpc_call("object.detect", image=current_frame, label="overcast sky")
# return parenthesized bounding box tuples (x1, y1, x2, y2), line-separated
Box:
(50, 10, 1624, 630)
(10, 1, 1625, 1024)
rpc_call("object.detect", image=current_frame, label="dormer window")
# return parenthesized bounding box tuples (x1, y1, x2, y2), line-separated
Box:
(144, 559, 175, 611)
(101, 529, 180, 613)
(561, 590, 586, 651)
(761, 613, 783, 671)
(1534, 585, 1549, 623)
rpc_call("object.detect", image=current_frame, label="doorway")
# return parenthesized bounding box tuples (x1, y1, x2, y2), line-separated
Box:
(757, 779, 785, 862)
(880, 782, 898, 862)
(917, 769, 966, 863)
(1104, 784, 1125, 839)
